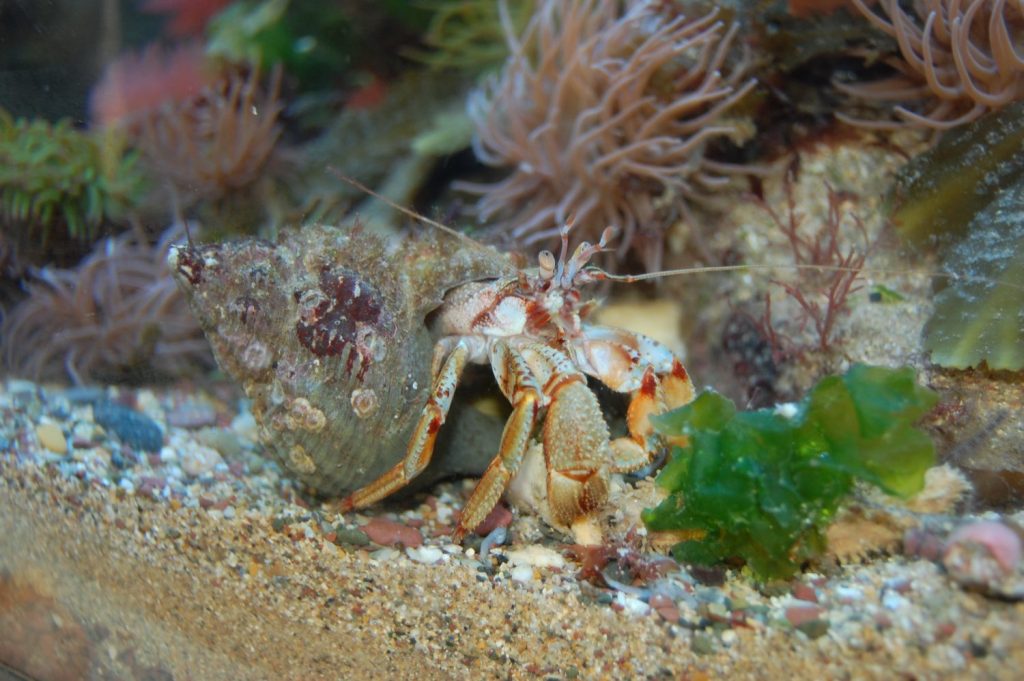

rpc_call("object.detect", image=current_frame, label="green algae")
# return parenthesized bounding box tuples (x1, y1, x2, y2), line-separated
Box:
(642, 365, 937, 580)
(206, 0, 352, 94)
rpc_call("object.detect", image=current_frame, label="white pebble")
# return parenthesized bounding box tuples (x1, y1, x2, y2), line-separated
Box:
(135, 390, 161, 417)
(406, 546, 444, 564)
(774, 402, 799, 419)
(834, 585, 864, 601)
(510, 565, 535, 583)
(231, 411, 259, 443)
(434, 503, 454, 525)
(159, 446, 178, 463)
(504, 546, 566, 570)
(720, 630, 738, 647)
(223, 506, 236, 520)
(882, 591, 909, 611)
(180, 443, 224, 477)
(370, 547, 400, 562)
(612, 592, 650, 617)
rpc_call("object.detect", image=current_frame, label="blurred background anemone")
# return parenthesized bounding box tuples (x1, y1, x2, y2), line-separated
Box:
(0, 224, 212, 385)
(90, 44, 284, 229)
(840, 0, 1024, 129)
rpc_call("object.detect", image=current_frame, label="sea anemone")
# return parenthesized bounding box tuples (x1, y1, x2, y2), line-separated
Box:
(92, 44, 283, 204)
(0, 109, 143, 245)
(1, 225, 212, 384)
(458, 0, 754, 271)
(841, 0, 1024, 129)
(135, 66, 284, 201)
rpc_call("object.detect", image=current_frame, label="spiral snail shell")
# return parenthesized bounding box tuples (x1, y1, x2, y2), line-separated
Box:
(168, 223, 515, 495)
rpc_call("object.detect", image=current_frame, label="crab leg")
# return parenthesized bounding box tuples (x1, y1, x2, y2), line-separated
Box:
(453, 341, 543, 541)
(340, 340, 470, 511)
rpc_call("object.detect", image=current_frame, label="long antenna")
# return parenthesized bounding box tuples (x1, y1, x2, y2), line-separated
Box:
(331, 170, 1022, 294)
(595, 262, 948, 283)
(329, 168, 490, 252)
(595, 263, 1021, 292)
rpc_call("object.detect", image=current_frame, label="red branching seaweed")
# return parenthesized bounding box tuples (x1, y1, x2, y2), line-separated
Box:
(759, 177, 869, 353)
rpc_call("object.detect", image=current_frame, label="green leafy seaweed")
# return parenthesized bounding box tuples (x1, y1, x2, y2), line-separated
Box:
(642, 365, 938, 580)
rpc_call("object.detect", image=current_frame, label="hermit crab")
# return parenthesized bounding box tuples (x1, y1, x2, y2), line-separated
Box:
(169, 218, 693, 540)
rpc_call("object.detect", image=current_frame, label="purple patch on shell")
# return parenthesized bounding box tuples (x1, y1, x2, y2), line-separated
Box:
(294, 265, 393, 379)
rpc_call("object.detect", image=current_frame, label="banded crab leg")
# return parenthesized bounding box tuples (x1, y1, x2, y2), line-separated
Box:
(453, 341, 544, 541)
(339, 337, 472, 512)
(458, 340, 622, 537)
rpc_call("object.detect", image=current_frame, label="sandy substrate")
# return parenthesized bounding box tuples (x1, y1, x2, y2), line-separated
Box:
(2, 442, 1024, 681)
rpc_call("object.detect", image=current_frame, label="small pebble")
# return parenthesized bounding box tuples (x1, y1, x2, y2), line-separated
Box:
(690, 633, 715, 655)
(231, 411, 259, 443)
(166, 402, 218, 429)
(792, 582, 818, 603)
(473, 504, 513, 536)
(785, 604, 824, 628)
(795, 619, 830, 639)
(611, 592, 650, 617)
(36, 423, 67, 454)
(94, 401, 163, 452)
(650, 594, 681, 623)
(332, 526, 371, 547)
(510, 565, 535, 584)
(362, 517, 423, 548)
(904, 528, 945, 562)
(504, 546, 566, 570)
(369, 547, 401, 562)
(406, 546, 443, 564)
(180, 444, 224, 477)
(834, 585, 864, 603)
(945, 520, 1022, 574)
(882, 591, 909, 611)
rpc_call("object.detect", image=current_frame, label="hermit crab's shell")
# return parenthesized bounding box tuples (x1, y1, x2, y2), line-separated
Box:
(168, 223, 514, 495)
